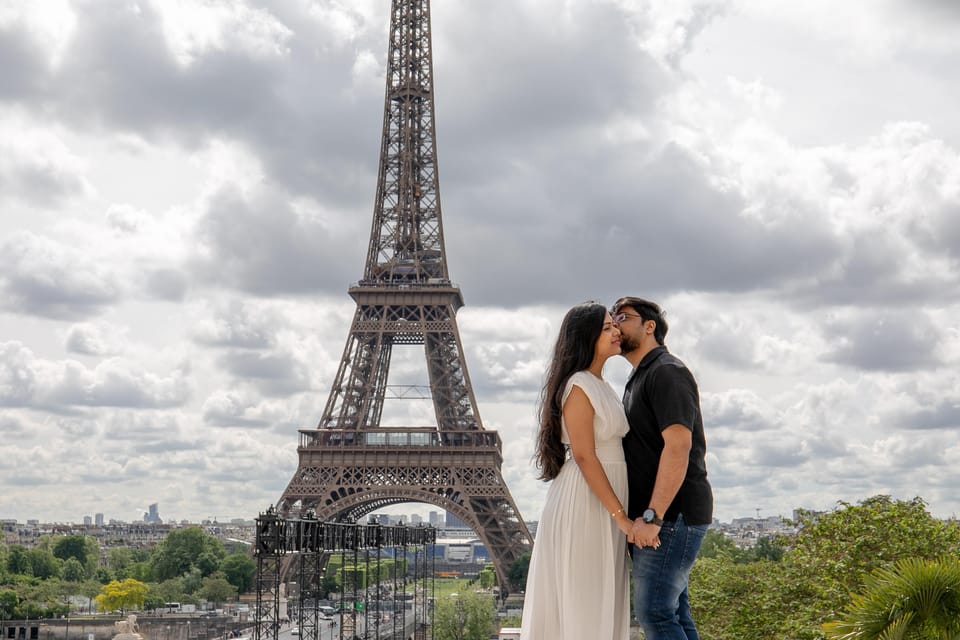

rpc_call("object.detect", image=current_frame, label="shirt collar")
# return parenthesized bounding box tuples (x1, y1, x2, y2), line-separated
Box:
(637, 345, 668, 370)
(626, 345, 668, 386)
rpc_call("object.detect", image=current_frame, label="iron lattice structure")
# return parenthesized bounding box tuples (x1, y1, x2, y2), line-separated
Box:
(276, 0, 532, 590)
(254, 508, 436, 640)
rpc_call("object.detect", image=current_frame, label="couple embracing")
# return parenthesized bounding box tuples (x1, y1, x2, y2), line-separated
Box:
(519, 298, 714, 640)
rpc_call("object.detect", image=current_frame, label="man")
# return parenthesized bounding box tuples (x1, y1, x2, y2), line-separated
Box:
(612, 297, 713, 640)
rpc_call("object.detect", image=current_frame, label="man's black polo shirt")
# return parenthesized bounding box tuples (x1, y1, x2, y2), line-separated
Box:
(622, 346, 713, 526)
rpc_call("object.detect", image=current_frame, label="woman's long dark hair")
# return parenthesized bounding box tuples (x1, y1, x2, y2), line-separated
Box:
(535, 301, 608, 481)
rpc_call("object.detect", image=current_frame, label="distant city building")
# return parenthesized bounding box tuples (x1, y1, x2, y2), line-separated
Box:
(445, 512, 468, 529)
(144, 503, 162, 524)
(83, 516, 92, 525)
(429, 511, 441, 527)
(525, 521, 538, 540)
(410, 514, 423, 524)
(95, 513, 104, 526)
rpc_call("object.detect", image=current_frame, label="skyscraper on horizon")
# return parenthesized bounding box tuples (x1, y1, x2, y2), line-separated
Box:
(144, 503, 161, 523)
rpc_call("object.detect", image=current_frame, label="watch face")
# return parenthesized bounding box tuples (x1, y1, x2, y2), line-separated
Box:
(643, 509, 655, 523)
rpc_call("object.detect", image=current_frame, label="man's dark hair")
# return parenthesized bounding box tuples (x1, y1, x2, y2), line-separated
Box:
(612, 296, 668, 345)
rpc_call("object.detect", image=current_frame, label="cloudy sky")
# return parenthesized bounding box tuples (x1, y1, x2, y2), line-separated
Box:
(2, 0, 960, 528)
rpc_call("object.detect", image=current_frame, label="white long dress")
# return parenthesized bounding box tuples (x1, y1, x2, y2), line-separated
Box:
(519, 371, 631, 640)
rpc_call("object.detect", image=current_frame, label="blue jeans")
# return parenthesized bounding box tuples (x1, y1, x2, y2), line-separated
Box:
(632, 514, 709, 640)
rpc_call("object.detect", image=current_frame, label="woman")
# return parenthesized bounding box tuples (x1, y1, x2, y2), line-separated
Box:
(520, 302, 634, 640)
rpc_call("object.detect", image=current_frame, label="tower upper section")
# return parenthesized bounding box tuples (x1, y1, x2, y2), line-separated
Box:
(362, 0, 449, 286)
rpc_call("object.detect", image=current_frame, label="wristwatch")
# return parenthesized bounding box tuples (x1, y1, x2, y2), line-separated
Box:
(642, 508, 663, 526)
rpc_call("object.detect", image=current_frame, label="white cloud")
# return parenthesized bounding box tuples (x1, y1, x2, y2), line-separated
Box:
(149, 0, 293, 67)
(1, 0, 959, 526)
(0, 341, 190, 410)
(64, 322, 128, 356)
(0, 108, 92, 207)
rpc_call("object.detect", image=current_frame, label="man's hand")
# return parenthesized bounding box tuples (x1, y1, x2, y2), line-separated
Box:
(628, 520, 661, 548)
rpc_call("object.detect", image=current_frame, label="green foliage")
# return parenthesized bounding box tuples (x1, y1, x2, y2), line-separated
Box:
(52, 536, 99, 576)
(781, 496, 960, 634)
(507, 552, 530, 589)
(698, 529, 739, 559)
(691, 557, 784, 640)
(691, 495, 960, 640)
(107, 548, 134, 579)
(7, 546, 32, 575)
(432, 590, 496, 640)
(327, 557, 408, 591)
(0, 577, 68, 618)
(698, 529, 785, 564)
(823, 557, 960, 640)
(95, 578, 149, 612)
(61, 557, 87, 583)
(149, 527, 226, 581)
(145, 578, 188, 610)
(27, 549, 60, 579)
(479, 564, 496, 589)
(752, 535, 785, 562)
(220, 553, 256, 594)
(198, 572, 237, 605)
(0, 588, 19, 618)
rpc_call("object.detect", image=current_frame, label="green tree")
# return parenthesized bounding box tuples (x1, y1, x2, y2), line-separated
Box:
(182, 567, 203, 595)
(149, 528, 225, 581)
(698, 529, 740, 560)
(198, 573, 238, 606)
(7, 545, 32, 575)
(507, 553, 530, 590)
(690, 495, 960, 640)
(692, 556, 785, 640)
(95, 578, 149, 613)
(823, 557, 960, 640)
(479, 564, 496, 589)
(0, 543, 9, 579)
(779, 496, 960, 638)
(220, 553, 256, 594)
(0, 589, 19, 619)
(62, 557, 87, 583)
(146, 578, 188, 611)
(107, 548, 134, 579)
(52, 535, 99, 576)
(751, 535, 785, 562)
(432, 591, 496, 640)
(27, 548, 61, 579)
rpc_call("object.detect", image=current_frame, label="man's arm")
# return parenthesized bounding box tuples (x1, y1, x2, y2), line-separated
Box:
(629, 424, 691, 546)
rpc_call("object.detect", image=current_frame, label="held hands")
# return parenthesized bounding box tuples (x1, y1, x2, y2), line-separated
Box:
(614, 512, 634, 537)
(627, 519, 661, 549)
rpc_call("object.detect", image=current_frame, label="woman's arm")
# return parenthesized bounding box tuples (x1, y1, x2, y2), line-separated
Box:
(564, 384, 633, 535)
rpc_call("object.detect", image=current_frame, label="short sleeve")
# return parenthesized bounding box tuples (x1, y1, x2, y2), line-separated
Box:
(561, 371, 597, 411)
(648, 364, 698, 432)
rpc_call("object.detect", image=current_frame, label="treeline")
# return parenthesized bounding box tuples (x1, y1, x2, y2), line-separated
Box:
(0, 527, 256, 619)
(689, 495, 960, 639)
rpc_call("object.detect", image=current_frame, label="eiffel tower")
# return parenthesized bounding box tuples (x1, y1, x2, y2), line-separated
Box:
(276, 0, 532, 590)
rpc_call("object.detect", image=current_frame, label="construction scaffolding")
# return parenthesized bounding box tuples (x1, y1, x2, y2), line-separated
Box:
(254, 507, 436, 640)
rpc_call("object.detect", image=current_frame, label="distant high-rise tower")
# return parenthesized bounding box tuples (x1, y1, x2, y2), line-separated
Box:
(445, 512, 468, 529)
(276, 0, 531, 589)
(144, 503, 161, 524)
(83, 516, 92, 526)
(95, 513, 104, 526)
